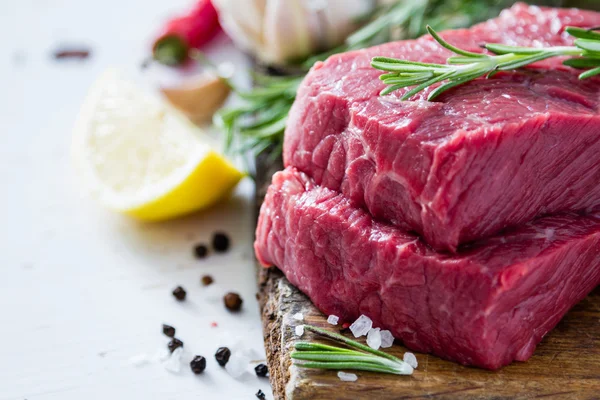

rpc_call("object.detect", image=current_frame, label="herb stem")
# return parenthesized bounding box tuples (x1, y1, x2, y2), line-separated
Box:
(303, 325, 404, 364)
(297, 361, 406, 374)
(291, 325, 413, 376)
(292, 351, 407, 371)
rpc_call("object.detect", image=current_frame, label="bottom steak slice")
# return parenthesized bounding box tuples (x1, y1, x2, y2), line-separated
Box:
(254, 167, 600, 370)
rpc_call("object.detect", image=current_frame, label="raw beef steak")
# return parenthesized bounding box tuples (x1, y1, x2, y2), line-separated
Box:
(284, 3, 600, 251)
(255, 167, 600, 369)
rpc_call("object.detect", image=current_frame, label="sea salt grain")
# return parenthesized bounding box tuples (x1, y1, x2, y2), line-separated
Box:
(240, 345, 263, 361)
(327, 315, 339, 325)
(337, 371, 358, 382)
(164, 347, 183, 373)
(366, 328, 382, 350)
(295, 325, 305, 337)
(380, 330, 395, 348)
(292, 312, 304, 321)
(403, 352, 418, 369)
(152, 347, 171, 362)
(349, 315, 372, 338)
(225, 352, 251, 379)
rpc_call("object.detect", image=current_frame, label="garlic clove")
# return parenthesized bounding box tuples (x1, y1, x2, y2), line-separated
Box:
(213, 0, 266, 51)
(322, 0, 375, 46)
(215, 0, 377, 65)
(160, 72, 231, 124)
(263, 0, 312, 63)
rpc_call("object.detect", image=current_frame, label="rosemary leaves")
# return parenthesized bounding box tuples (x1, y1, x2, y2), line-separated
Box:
(373, 26, 600, 101)
(291, 325, 413, 376)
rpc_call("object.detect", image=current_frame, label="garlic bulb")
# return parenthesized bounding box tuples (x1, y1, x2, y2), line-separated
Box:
(213, 0, 377, 65)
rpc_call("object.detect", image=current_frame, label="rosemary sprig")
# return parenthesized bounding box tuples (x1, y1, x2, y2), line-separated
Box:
(290, 325, 413, 375)
(213, 75, 301, 170)
(373, 25, 600, 101)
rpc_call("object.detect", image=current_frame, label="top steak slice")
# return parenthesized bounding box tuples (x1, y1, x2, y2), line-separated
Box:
(284, 3, 600, 251)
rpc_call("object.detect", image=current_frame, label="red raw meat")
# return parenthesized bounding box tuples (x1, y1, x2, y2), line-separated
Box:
(255, 167, 600, 369)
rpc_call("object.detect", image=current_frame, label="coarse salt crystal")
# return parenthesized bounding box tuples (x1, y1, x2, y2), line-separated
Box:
(337, 371, 358, 382)
(164, 347, 183, 373)
(295, 325, 305, 337)
(380, 330, 395, 348)
(366, 328, 382, 350)
(152, 347, 171, 362)
(403, 352, 418, 369)
(220, 332, 262, 361)
(128, 353, 150, 367)
(292, 312, 304, 321)
(349, 314, 372, 338)
(327, 315, 339, 325)
(225, 352, 251, 379)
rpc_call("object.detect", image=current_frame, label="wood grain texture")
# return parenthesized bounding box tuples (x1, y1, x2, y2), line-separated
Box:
(255, 154, 600, 400)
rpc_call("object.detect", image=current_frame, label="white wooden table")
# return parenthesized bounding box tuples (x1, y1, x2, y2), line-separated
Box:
(0, 1, 272, 398)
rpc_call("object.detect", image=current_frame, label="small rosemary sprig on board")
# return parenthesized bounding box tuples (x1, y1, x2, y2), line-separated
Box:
(373, 26, 600, 101)
(291, 325, 413, 375)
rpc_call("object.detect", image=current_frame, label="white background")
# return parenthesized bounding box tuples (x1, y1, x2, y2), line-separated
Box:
(0, 0, 272, 398)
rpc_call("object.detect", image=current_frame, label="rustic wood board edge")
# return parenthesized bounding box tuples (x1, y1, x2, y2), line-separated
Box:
(254, 154, 600, 400)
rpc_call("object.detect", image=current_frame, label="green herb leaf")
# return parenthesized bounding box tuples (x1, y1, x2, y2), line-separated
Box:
(564, 57, 600, 69)
(579, 65, 600, 79)
(565, 26, 600, 41)
(575, 38, 600, 53)
(484, 43, 545, 55)
(426, 25, 486, 58)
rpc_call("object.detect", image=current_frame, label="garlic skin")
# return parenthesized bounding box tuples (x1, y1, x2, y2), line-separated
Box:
(213, 0, 376, 65)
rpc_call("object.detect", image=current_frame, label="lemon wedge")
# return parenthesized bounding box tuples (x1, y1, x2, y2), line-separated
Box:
(72, 69, 243, 221)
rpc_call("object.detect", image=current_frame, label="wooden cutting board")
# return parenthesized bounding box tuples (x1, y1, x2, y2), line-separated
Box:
(254, 154, 600, 400)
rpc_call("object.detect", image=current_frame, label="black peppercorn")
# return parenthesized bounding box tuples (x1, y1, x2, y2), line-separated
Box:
(224, 292, 243, 312)
(212, 232, 230, 252)
(194, 244, 208, 258)
(256, 389, 266, 400)
(201, 275, 214, 286)
(190, 355, 207, 374)
(162, 324, 176, 338)
(215, 347, 231, 366)
(254, 363, 269, 377)
(172, 286, 186, 301)
(168, 338, 184, 353)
